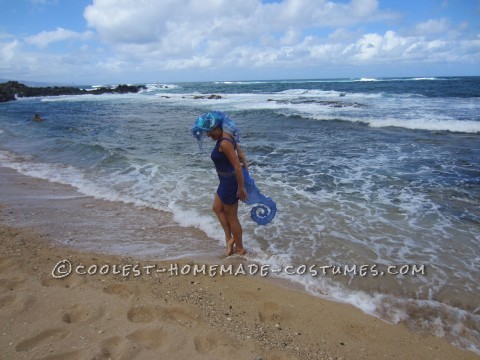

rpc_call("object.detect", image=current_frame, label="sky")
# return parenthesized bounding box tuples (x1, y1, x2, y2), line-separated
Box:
(0, 0, 479, 85)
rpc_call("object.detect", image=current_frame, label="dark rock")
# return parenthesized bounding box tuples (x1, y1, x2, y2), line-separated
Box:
(208, 94, 222, 99)
(193, 94, 222, 100)
(0, 81, 146, 103)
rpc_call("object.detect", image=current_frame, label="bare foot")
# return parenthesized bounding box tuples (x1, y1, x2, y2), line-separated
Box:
(226, 238, 235, 256)
(234, 246, 247, 256)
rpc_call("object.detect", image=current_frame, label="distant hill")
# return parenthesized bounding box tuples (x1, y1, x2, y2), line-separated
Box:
(0, 81, 146, 103)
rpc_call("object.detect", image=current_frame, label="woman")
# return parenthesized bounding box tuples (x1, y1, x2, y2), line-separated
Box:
(192, 111, 248, 256)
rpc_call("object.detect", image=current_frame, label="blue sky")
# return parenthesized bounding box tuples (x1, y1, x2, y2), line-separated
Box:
(0, 0, 479, 84)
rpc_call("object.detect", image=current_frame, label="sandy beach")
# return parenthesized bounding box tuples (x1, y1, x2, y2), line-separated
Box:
(0, 166, 478, 360)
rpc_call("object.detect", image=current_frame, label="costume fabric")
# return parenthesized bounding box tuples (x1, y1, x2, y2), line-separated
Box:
(211, 138, 239, 205)
(242, 168, 277, 225)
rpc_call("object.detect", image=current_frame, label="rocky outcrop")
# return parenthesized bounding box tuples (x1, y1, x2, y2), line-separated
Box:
(193, 94, 223, 100)
(0, 81, 146, 103)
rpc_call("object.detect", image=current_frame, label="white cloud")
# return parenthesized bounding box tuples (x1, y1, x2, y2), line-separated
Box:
(26, 27, 93, 48)
(258, 0, 394, 28)
(280, 28, 300, 46)
(83, 0, 395, 48)
(164, 55, 212, 70)
(79, 0, 406, 71)
(0, 39, 21, 62)
(328, 28, 361, 42)
(415, 18, 450, 36)
(0, 32, 15, 40)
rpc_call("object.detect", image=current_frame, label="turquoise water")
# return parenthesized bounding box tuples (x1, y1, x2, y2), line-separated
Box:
(1, 77, 479, 353)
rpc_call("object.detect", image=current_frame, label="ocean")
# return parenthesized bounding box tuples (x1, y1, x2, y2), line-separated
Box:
(0, 77, 479, 354)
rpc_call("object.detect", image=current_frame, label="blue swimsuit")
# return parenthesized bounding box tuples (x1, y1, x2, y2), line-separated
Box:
(211, 138, 238, 205)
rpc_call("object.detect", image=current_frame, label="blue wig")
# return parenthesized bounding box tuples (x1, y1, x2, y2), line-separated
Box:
(191, 111, 240, 151)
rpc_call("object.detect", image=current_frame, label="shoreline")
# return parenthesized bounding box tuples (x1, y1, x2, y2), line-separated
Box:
(0, 166, 478, 359)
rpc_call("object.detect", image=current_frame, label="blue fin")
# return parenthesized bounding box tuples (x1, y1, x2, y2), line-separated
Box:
(242, 168, 277, 225)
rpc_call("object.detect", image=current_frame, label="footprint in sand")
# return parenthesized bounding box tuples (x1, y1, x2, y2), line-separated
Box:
(126, 328, 169, 350)
(15, 328, 68, 352)
(257, 301, 291, 323)
(0, 293, 36, 314)
(156, 304, 201, 324)
(103, 283, 137, 299)
(126, 305, 157, 323)
(94, 336, 139, 360)
(41, 274, 86, 288)
(61, 303, 105, 324)
(193, 332, 246, 358)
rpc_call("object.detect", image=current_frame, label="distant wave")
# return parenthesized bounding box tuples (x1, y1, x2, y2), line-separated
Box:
(218, 77, 449, 84)
(356, 77, 443, 82)
(215, 81, 266, 85)
(195, 77, 461, 86)
(367, 118, 480, 133)
(412, 77, 437, 81)
(277, 88, 381, 98)
(144, 83, 179, 91)
(299, 114, 480, 134)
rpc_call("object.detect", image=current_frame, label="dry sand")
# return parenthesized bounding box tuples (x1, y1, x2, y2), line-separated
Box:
(0, 167, 478, 360)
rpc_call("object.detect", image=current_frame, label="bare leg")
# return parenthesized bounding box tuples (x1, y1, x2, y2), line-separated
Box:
(212, 194, 234, 255)
(223, 202, 246, 255)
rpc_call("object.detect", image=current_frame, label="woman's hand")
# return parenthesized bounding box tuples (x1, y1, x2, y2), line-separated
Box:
(238, 187, 248, 202)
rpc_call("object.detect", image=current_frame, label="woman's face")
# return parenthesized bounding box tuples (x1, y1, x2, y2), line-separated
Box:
(207, 127, 222, 140)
